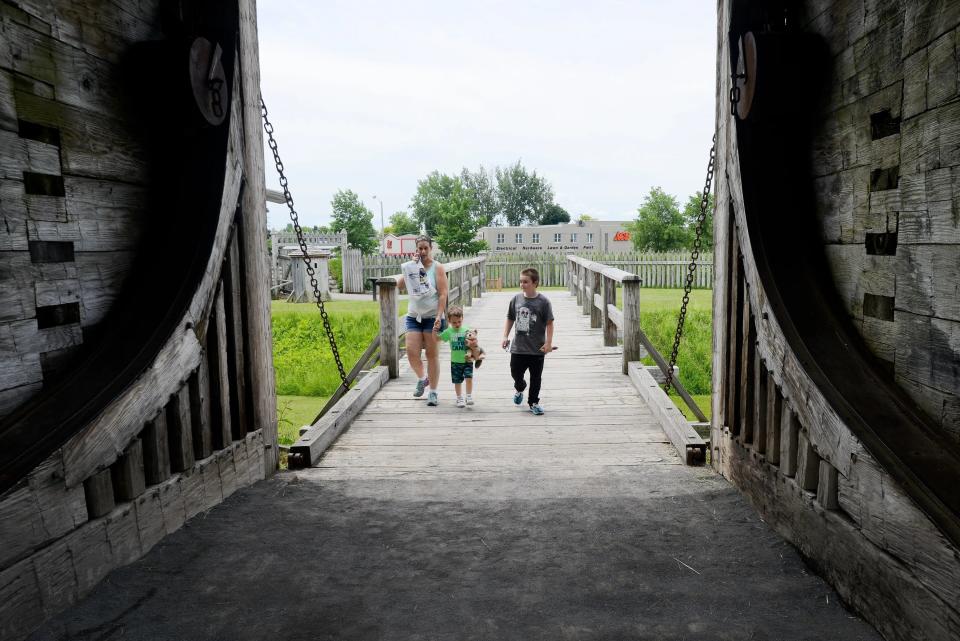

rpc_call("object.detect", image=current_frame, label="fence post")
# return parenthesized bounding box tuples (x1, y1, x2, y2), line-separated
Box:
(464, 263, 473, 307)
(378, 278, 399, 378)
(581, 264, 592, 317)
(602, 276, 617, 346)
(567, 259, 574, 295)
(621, 278, 641, 374)
(590, 269, 602, 328)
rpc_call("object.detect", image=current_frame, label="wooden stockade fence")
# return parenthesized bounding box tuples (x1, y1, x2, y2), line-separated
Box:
(356, 251, 713, 292)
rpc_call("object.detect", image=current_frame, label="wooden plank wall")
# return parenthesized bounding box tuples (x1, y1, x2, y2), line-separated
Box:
(0, 0, 160, 420)
(0, 2, 278, 639)
(357, 251, 715, 290)
(805, 0, 960, 446)
(712, 2, 960, 640)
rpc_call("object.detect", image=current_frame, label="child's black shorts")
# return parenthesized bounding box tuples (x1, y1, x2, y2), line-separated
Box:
(451, 362, 474, 384)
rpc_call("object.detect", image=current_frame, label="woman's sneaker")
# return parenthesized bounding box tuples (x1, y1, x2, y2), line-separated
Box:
(427, 391, 439, 406)
(513, 392, 523, 405)
(414, 378, 428, 398)
(529, 404, 545, 416)
(465, 395, 474, 406)
(456, 396, 466, 408)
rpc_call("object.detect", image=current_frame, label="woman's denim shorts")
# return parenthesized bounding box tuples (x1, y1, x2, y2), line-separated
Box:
(404, 315, 447, 333)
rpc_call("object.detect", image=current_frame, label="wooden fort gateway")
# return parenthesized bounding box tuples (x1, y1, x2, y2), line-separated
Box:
(1, 1, 959, 641)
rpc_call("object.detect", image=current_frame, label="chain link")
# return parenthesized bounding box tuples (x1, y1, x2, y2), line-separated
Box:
(259, 95, 349, 389)
(665, 134, 716, 393)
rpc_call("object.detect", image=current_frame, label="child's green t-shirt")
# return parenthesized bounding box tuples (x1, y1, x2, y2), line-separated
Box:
(439, 325, 470, 363)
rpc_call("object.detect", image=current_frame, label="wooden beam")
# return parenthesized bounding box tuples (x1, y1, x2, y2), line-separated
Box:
(766, 373, 783, 465)
(378, 277, 400, 378)
(621, 281, 640, 375)
(289, 366, 390, 467)
(165, 386, 194, 474)
(628, 362, 706, 465)
(82, 469, 114, 519)
(602, 276, 617, 346)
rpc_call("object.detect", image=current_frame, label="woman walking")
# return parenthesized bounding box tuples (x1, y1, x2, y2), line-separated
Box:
(399, 235, 448, 406)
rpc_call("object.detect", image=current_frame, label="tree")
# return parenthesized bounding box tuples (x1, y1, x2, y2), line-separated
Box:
(330, 189, 377, 254)
(388, 210, 420, 236)
(540, 203, 571, 225)
(625, 187, 689, 251)
(410, 172, 460, 236)
(578, 213, 596, 222)
(682, 191, 715, 250)
(460, 166, 500, 226)
(495, 161, 554, 226)
(433, 182, 488, 254)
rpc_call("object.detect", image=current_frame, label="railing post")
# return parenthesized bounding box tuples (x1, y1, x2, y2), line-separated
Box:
(602, 275, 617, 346)
(622, 278, 641, 374)
(590, 269, 602, 328)
(464, 263, 473, 307)
(480, 258, 487, 294)
(575, 264, 583, 306)
(581, 265, 592, 317)
(378, 278, 399, 378)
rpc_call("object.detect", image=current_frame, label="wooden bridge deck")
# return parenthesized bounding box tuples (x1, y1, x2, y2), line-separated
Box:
(28, 289, 883, 641)
(311, 290, 680, 479)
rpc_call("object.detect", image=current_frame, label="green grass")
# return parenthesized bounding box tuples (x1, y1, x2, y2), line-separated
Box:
(670, 393, 712, 422)
(276, 395, 329, 445)
(272, 299, 409, 316)
(271, 288, 713, 437)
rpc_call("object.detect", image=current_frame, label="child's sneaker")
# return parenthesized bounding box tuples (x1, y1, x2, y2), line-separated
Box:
(456, 396, 466, 408)
(465, 394, 474, 406)
(427, 391, 438, 406)
(529, 404, 545, 416)
(513, 392, 523, 405)
(413, 377, 428, 398)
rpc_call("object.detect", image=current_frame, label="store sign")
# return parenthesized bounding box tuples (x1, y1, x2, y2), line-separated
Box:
(614, 231, 631, 241)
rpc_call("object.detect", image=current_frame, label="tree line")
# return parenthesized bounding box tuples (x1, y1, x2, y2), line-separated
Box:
(277, 166, 714, 255)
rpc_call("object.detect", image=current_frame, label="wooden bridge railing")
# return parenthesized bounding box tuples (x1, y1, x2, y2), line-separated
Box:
(566, 255, 707, 464)
(377, 256, 487, 378)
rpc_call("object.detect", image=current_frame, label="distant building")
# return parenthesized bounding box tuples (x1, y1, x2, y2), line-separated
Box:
(478, 221, 634, 253)
(381, 234, 419, 256)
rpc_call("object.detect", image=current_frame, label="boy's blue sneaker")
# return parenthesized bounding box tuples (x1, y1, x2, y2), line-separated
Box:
(529, 404, 545, 416)
(427, 391, 439, 406)
(513, 392, 523, 405)
(413, 378, 428, 398)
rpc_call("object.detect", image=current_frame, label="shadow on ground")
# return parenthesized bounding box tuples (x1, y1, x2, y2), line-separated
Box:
(29, 466, 881, 641)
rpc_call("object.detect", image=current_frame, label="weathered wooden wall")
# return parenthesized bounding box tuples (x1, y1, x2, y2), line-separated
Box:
(713, 2, 960, 640)
(0, 0, 161, 418)
(0, 2, 277, 640)
(804, 0, 960, 446)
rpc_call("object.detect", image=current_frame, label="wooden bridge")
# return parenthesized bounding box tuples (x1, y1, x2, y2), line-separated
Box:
(25, 257, 883, 641)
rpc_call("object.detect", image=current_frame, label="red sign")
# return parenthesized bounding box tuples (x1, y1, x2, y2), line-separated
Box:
(614, 231, 631, 241)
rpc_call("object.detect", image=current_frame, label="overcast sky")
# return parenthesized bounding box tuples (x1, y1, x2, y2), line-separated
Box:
(256, 1, 718, 231)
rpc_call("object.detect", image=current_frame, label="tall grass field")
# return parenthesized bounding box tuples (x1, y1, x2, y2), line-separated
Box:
(272, 291, 711, 444)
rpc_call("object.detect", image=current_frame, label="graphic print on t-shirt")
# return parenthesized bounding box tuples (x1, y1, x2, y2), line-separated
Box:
(516, 305, 537, 333)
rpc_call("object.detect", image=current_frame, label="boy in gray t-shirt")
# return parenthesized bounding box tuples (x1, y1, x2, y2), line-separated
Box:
(501, 267, 554, 415)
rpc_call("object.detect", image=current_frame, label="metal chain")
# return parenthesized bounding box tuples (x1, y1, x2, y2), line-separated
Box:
(259, 95, 349, 389)
(665, 133, 716, 393)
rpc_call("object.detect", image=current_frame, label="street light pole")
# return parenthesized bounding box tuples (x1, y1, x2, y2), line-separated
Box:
(372, 195, 385, 236)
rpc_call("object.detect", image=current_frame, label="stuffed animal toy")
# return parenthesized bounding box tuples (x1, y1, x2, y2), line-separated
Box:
(464, 328, 485, 368)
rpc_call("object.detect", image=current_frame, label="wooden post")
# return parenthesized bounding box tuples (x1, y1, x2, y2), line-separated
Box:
(590, 269, 602, 328)
(464, 263, 473, 307)
(209, 285, 233, 449)
(581, 266, 592, 316)
(239, 0, 279, 474)
(766, 375, 782, 465)
(817, 462, 839, 509)
(480, 258, 486, 294)
(575, 264, 583, 306)
(754, 355, 768, 454)
(621, 279, 641, 374)
(166, 385, 195, 474)
(112, 439, 146, 501)
(141, 411, 171, 486)
(780, 403, 799, 477)
(796, 429, 821, 492)
(602, 275, 617, 346)
(379, 279, 399, 378)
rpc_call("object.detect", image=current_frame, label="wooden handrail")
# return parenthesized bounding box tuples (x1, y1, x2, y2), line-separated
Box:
(565, 254, 707, 423)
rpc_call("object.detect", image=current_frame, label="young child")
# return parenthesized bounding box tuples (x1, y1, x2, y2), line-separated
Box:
(437, 306, 475, 408)
(501, 267, 554, 415)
